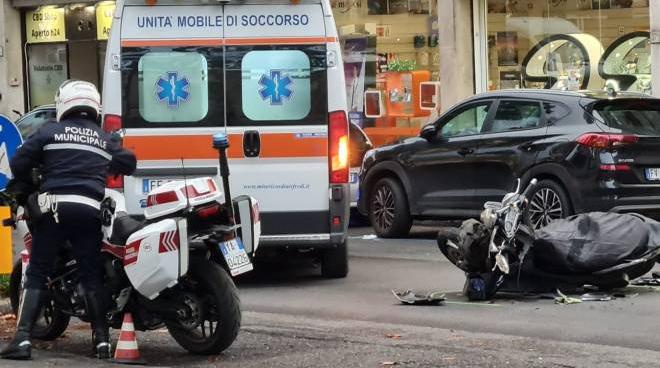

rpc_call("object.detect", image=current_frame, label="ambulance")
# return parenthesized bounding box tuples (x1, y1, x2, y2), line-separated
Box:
(101, 0, 349, 278)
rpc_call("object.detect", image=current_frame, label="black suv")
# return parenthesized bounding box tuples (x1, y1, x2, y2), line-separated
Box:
(358, 90, 660, 237)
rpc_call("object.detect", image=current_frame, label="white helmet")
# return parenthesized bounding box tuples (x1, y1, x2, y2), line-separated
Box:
(55, 80, 101, 122)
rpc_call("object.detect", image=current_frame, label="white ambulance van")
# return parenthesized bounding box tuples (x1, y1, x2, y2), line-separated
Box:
(102, 0, 349, 278)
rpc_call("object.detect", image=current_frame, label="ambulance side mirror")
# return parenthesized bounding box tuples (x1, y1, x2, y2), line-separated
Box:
(364, 90, 384, 118)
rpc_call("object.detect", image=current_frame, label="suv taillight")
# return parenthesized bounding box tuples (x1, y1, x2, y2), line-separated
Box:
(576, 133, 638, 150)
(329, 111, 349, 184)
(103, 114, 122, 133)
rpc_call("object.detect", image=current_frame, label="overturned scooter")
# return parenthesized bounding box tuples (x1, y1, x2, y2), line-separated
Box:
(437, 179, 660, 300)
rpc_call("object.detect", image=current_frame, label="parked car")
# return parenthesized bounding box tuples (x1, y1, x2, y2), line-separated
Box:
(349, 122, 373, 208)
(13, 105, 56, 138)
(359, 89, 660, 237)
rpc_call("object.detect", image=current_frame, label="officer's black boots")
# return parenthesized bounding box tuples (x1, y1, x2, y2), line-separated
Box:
(0, 288, 46, 360)
(85, 291, 111, 359)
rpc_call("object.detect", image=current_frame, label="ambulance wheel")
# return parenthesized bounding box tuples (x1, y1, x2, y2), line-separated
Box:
(9, 260, 70, 341)
(321, 241, 349, 279)
(166, 256, 241, 355)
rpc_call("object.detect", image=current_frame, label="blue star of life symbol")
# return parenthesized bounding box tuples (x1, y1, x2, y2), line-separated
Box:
(258, 70, 294, 105)
(155, 72, 190, 108)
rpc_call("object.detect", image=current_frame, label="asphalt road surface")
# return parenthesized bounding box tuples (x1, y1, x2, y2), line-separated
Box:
(2, 226, 660, 367)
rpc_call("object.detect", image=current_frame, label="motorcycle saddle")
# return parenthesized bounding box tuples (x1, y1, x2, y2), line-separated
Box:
(109, 213, 145, 246)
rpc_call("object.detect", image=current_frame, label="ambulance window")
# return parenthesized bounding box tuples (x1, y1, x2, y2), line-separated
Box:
(138, 52, 208, 122)
(121, 47, 224, 128)
(226, 45, 327, 126)
(241, 50, 310, 121)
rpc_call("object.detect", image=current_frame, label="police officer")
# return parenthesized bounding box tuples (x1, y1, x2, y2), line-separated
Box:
(0, 80, 136, 360)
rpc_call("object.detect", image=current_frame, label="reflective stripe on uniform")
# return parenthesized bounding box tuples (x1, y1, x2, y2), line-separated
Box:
(51, 194, 101, 210)
(43, 143, 111, 160)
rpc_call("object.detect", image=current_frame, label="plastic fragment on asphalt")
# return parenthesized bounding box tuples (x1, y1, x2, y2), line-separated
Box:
(381, 362, 398, 366)
(362, 234, 378, 240)
(385, 333, 402, 339)
(580, 292, 613, 302)
(630, 275, 660, 286)
(554, 289, 582, 304)
(391, 289, 446, 305)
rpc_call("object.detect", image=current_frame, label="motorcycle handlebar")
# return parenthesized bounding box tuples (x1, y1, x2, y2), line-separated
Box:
(521, 178, 538, 201)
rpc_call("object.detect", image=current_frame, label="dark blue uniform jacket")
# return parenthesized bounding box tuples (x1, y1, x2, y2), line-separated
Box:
(10, 117, 136, 201)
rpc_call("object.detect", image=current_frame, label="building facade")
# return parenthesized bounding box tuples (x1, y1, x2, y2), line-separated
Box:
(0, 0, 658, 143)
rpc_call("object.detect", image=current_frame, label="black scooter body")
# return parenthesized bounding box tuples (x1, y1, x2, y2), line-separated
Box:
(438, 229, 660, 298)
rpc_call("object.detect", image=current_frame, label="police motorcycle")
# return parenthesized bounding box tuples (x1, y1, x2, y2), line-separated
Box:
(3, 133, 261, 354)
(437, 179, 660, 301)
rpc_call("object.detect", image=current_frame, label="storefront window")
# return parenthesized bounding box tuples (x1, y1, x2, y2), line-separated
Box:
(332, 0, 439, 146)
(485, 0, 651, 94)
(24, 2, 116, 110)
(27, 44, 68, 108)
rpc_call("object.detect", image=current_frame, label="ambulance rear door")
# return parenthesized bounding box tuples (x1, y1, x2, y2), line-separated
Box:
(223, 2, 346, 245)
(117, 3, 226, 214)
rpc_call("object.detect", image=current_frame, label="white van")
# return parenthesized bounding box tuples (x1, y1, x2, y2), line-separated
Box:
(102, 0, 349, 278)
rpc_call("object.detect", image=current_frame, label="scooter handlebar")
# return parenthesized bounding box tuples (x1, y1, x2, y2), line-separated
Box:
(521, 178, 538, 201)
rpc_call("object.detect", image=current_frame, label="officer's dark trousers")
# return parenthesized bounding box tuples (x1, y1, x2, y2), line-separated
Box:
(25, 203, 104, 292)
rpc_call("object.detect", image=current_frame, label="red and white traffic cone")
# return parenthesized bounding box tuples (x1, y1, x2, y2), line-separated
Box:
(111, 313, 146, 365)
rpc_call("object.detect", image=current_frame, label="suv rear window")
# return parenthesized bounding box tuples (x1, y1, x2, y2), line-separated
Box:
(591, 99, 660, 136)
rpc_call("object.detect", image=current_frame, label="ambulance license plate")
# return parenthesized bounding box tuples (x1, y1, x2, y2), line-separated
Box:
(142, 178, 171, 194)
(219, 238, 253, 276)
(646, 168, 660, 181)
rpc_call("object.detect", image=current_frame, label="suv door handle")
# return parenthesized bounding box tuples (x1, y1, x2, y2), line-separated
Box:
(458, 147, 474, 156)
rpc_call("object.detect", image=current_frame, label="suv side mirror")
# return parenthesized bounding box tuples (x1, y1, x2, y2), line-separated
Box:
(420, 124, 437, 141)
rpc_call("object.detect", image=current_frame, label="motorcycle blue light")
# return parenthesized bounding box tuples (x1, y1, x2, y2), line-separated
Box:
(212, 133, 229, 150)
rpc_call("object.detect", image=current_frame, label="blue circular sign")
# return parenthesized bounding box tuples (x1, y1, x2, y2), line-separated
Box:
(0, 114, 23, 191)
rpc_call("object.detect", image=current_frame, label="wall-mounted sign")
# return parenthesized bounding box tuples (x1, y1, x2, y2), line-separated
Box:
(26, 7, 66, 43)
(96, 2, 115, 41)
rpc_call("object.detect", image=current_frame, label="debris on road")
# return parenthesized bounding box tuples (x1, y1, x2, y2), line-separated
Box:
(631, 273, 660, 286)
(392, 290, 445, 305)
(554, 290, 581, 305)
(385, 333, 402, 339)
(580, 292, 613, 302)
(381, 361, 398, 366)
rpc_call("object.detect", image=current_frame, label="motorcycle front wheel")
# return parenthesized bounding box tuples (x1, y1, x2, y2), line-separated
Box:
(165, 255, 241, 355)
(9, 260, 70, 340)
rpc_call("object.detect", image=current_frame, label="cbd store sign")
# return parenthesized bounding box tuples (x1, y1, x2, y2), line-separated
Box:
(96, 2, 116, 41)
(26, 7, 66, 43)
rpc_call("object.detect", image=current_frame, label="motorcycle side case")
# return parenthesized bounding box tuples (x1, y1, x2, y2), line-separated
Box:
(232, 195, 261, 258)
(124, 218, 189, 300)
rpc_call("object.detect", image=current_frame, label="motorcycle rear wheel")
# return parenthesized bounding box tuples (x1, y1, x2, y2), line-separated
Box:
(165, 256, 241, 355)
(9, 260, 70, 341)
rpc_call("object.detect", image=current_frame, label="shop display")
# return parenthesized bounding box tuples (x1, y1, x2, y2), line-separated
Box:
(599, 31, 651, 93)
(521, 33, 603, 90)
(497, 32, 518, 66)
(334, 0, 438, 146)
(485, 0, 650, 94)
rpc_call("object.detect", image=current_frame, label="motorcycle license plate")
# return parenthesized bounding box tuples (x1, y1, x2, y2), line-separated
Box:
(219, 238, 253, 276)
(646, 168, 660, 181)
